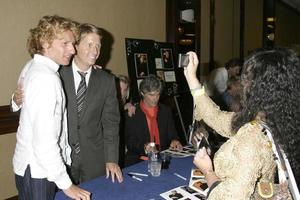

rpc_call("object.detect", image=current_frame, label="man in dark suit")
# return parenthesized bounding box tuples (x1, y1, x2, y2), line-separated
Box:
(124, 75, 182, 166)
(60, 23, 122, 184)
(13, 23, 123, 184)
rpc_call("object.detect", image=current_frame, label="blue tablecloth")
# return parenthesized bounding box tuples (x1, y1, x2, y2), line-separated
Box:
(55, 156, 194, 200)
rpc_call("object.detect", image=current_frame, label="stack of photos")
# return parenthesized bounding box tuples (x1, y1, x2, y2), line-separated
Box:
(160, 185, 206, 200)
(162, 145, 197, 158)
(188, 169, 209, 196)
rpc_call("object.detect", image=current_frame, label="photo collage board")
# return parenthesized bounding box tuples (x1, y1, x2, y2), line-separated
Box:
(125, 38, 181, 103)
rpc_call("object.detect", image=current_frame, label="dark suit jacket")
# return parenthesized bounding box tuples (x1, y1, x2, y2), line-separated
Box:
(59, 66, 120, 181)
(124, 103, 178, 166)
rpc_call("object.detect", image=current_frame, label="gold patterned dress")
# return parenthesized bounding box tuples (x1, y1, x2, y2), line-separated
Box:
(193, 93, 276, 200)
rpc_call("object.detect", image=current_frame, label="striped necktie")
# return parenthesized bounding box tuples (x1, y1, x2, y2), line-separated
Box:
(76, 71, 87, 117)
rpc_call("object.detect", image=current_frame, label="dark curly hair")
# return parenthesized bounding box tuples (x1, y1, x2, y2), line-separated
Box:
(232, 47, 300, 183)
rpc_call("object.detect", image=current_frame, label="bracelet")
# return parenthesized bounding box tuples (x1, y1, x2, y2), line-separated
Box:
(190, 85, 202, 92)
(191, 87, 205, 97)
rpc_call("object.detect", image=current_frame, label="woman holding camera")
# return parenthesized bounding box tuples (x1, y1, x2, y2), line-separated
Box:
(184, 49, 300, 199)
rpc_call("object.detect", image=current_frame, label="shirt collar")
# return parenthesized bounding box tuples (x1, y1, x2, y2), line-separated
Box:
(33, 54, 60, 72)
(72, 59, 92, 75)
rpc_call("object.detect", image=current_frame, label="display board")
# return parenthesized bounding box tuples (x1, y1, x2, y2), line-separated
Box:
(125, 38, 193, 144)
(125, 38, 180, 102)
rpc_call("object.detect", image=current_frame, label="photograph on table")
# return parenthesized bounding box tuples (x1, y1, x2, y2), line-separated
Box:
(162, 145, 195, 158)
(161, 48, 174, 69)
(182, 145, 197, 154)
(160, 185, 206, 200)
(191, 169, 205, 178)
(180, 185, 198, 194)
(188, 169, 208, 197)
(194, 194, 206, 200)
(134, 53, 149, 78)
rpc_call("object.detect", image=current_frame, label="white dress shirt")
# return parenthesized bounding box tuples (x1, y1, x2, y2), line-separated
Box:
(12, 54, 72, 190)
(206, 67, 228, 96)
(71, 60, 92, 93)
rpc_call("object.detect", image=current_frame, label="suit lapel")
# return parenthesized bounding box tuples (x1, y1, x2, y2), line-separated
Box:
(79, 67, 97, 120)
(65, 67, 76, 104)
(60, 66, 78, 124)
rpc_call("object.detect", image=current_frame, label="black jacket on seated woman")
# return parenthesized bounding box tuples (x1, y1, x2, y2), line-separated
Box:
(124, 75, 182, 167)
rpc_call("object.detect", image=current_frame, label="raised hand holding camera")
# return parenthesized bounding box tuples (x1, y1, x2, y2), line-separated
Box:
(178, 53, 189, 68)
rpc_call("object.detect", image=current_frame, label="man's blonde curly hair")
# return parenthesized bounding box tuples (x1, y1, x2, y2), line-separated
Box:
(27, 15, 79, 57)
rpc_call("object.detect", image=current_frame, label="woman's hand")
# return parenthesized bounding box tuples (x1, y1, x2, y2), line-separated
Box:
(183, 52, 201, 90)
(194, 148, 220, 187)
(193, 147, 213, 175)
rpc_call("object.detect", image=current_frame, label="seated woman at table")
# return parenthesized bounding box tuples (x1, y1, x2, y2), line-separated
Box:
(124, 75, 182, 166)
(184, 49, 300, 199)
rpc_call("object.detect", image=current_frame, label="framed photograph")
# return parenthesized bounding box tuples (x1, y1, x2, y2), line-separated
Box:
(156, 70, 165, 81)
(134, 53, 149, 78)
(125, 38, 156, 103)
(161, 48, 174, 69)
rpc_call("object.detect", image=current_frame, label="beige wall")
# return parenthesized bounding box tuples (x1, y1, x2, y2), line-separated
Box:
(199, 0, 210, 78)
(200, 0, 241, 78)
(0, 0, 165, 198)
(214, 0, 240, 67)
(0, 0, 166, 106)
(275, 2, 300, 54)
(244, 0, 263, 56)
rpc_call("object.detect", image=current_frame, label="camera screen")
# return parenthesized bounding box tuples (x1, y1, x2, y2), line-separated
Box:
(178, 54, 189, 68)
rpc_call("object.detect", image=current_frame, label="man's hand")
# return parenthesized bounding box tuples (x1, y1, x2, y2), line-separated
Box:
(169, 139, 183, 151)
(124, 102, 136, 117)
(63, 184, 91, 200)
(105, 162, 123, 183)
(93, 65, 102, 69)
(13, 78, 24, 107)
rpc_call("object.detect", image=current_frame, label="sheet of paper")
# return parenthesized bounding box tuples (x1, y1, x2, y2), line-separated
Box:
(164, 71, 176, 82)
(155, 58, 163, 69)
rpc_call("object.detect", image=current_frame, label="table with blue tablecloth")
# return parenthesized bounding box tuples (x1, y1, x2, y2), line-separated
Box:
(55, 156, 194, 200)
